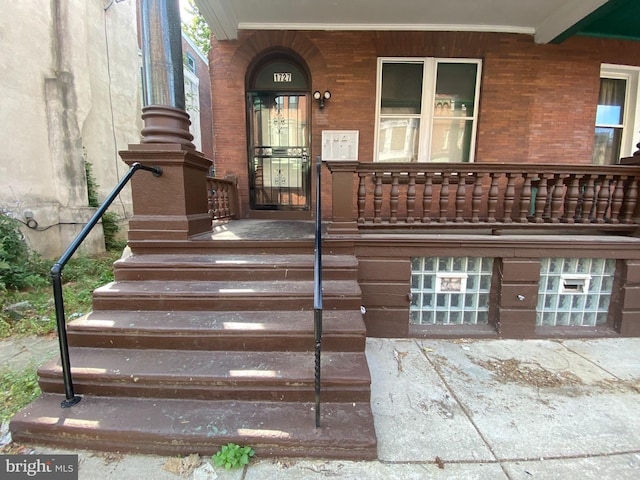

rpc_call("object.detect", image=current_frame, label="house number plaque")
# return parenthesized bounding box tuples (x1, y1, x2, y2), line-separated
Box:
(273, 72, 292, 82)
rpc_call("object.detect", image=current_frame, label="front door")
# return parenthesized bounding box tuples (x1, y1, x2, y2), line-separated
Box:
(248, 93, 310, 210)
(246, 55, 311, 211)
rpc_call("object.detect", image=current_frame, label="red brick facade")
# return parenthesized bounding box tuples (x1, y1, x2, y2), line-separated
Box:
(208, 30, 640, 217)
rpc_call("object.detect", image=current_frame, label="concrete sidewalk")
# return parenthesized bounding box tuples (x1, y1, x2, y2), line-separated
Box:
(3, 336, 640, 479)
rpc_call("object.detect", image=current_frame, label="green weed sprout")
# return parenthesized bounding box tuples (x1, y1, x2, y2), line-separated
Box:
(212, 443, 255, 470)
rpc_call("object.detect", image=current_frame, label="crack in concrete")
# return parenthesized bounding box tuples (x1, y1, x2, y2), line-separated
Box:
(415, 339, 513, 479)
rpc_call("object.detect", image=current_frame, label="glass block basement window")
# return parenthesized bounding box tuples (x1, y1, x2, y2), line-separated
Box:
(537, 258, 615, 327)
(410, 257, 493, 325)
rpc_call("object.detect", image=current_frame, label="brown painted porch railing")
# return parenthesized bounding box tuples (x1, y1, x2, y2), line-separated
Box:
(325, 162, 640, 231)
(207, 175, 239, 221)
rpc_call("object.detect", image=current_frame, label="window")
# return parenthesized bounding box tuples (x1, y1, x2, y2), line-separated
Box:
(593, 65, 640, 165)
(185, 52, 196, 74)
(410, 257, 493, 325)
(183, 69, 201, 151)
(375, 58, 481, 163)
(536, 258, 615, 327)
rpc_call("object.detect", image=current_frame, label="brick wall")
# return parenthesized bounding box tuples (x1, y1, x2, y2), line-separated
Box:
(209, 30, 640, 216)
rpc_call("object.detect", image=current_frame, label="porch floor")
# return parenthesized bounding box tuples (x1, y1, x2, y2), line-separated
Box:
(197, 219, 640, 244)
(195, 220, 322, 241)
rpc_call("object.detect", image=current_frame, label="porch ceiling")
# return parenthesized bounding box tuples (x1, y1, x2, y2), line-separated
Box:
(194, 0, 639, 44)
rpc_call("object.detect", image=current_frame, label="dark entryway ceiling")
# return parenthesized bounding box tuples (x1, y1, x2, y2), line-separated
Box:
(551, 0, 640, 43)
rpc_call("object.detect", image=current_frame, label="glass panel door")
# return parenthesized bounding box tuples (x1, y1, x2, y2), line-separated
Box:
(248, 93, 310, 209)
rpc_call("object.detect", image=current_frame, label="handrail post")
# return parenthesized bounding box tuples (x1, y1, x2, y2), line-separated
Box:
(52, 162, 162, 408)
(51, 264, 80, 407)
(314, 156, 323, 428)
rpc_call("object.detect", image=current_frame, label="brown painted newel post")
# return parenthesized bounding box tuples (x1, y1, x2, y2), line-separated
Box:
(325, 161, 360, 235)
(121, 0, 211, 244)
(620, 133, 640, 165)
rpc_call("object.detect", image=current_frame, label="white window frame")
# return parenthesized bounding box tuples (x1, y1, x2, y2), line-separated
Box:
(374, 57, 482, 163)
(183, 68, 202, 152)
(185, 52, 197, 74)
(599, 64, 640, 161)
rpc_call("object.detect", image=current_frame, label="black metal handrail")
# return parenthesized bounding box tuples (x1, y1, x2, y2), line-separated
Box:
(314, 156, 323, 428)
(52, 162, 162, 408)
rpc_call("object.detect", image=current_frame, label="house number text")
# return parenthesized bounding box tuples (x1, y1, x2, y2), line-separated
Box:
(273, 72, 292, 83)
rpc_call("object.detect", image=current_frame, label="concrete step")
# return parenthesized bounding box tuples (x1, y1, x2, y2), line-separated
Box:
(114, 253, 359, 282)
(11, 394, 377, 459)
(67, 310, 366, 352)
(38, 348, 371, 402)
(91, 280, 362, 311)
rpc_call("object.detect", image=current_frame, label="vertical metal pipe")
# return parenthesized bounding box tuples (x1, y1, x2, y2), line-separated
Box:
(314, 156, 323, 428)
(51, 267, 80, 408)
(140, 0, 185, 110)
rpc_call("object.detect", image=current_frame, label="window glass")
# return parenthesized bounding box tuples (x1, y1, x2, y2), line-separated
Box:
(593, 127, 623, 165)
(434, 63, 477, 117)
(595, 78, 625, 125)
(378, 118, 420, 162)
(430, 119, 474, 163)
(381, 63, 423, 114)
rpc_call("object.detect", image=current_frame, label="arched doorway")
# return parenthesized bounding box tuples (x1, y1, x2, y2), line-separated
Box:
(246, 53, 311, 211)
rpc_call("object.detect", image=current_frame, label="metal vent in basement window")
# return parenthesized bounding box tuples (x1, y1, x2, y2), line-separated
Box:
(537, 258, 614, 327)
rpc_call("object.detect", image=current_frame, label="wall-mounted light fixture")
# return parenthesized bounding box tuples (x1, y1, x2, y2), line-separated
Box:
(313, 90, 331, 109)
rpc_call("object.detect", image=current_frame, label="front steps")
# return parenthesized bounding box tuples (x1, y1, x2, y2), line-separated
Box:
(10, 248, 377, 459)
(12, 396, 376, 458)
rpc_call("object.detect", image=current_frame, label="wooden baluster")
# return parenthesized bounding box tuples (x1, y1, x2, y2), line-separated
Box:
(223, 184, 231, 217)
(622, 176, 638, 224)
(406, 173, 416, 224)
(373, 174, 383, 223)
(219, 183, 227, 218)
(207, 182, 214, 219)
(439, 173, 450, 223)
(487, 173, 500, 223)
(534, 174, 548, 223)
(213, 187, 220, 219)
(609, 176, 624, 224)
(471, 172, 484, 223)
(519, 173, 532, 223)
(580, 176, 596, 223)
(563, 175, 580, 223)
(595, 175, 611, 224)
(422, 173, 433, 223)
(357, 173, 367, 223)
(503, 173, 516, 223)
(455, 173, 467, 222)
(549, 174, 565, 223)
(390, 173, 399, 224)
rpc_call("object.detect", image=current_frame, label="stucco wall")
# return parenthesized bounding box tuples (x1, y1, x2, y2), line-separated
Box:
(0, 0, 142, 257)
